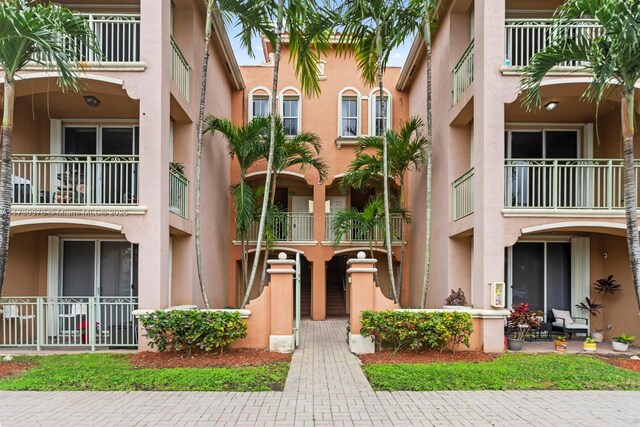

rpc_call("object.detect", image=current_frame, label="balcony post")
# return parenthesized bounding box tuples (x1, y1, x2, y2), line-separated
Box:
(36, 297, 43, 351)
(31, 155, 38, 204)
(607, 159, 613, 209)
(552, 159, 559, 208)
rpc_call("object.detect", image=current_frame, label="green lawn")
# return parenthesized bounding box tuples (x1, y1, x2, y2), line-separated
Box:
(363, 354, 640, 391)
(0, 354, 289, 392)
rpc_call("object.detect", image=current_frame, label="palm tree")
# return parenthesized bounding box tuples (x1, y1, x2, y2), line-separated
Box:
(205, 116, 271, 289)
(194, 0, 273, 309)
(243, 2, 334, 308)
(341, 117, 428, 299)
(257, 117, 328, 293)
(336, 0, 420, 304)
(0, 0, 100, 296)
(521, 0, 640, 314)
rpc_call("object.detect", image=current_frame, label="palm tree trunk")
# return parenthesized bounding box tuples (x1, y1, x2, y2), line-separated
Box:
(396, 181, 406, 302)
(243, 0, 285, 308)
(194, 1, 216, 309)
(420, 12, 433, 309)
(258, 172, 279, 294)
(621, 90, 640, 313)
(378, 63, 399, 305)
(0, 79, 15, 297)
(369, 241, 379, 286)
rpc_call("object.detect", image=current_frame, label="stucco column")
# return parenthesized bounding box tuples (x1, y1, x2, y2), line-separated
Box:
(347, 251, 377, 354)
(267, 252, 296, 353)
(472, 0, 507, 352)
(136, 0, 171, 349)
(312, 183, 326, 320)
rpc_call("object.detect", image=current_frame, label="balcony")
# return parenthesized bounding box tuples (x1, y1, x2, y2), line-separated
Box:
(504, 159, 640, 211)
(453, 168, 474, 221)
(169, 166, 189, 219)
(504, 19, 601, 70)
(325, 213, 404, 244)
(11, 154, 139, 207)
(244, 212, 314, 242)
(452, 39, 474, 105)
(0, 296, 138, 350)
(170, 36, 190, 101)
(32, 13, 141, 67)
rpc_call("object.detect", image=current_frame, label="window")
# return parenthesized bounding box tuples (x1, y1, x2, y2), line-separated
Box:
(252, 95, 270, 118)
(282, 96, 300, 136)
(341, 97, 358, 137)
(369, 90, 392, 136)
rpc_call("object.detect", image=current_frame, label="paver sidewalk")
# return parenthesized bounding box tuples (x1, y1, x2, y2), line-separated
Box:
(1, 318, 640, 426)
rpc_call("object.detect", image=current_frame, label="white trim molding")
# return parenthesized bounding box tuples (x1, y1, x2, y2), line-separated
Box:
(10, 218, 125, 232)
(367, 87, 392, 136)
(245, 170, 306, 180)
(521, 221, 626, 235)
(248, 86, 273, 122)
(338, 87, 362, 138)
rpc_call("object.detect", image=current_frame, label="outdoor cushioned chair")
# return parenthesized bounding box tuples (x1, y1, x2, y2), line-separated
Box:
(548, 308, 588, 338)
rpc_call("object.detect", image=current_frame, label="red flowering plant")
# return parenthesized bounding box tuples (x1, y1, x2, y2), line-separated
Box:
(507, 303, 541, 341)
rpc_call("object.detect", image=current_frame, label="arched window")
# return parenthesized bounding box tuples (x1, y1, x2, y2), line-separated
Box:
(338, 87, 362, 138)
(279, 87, 302, 136)
(368, 88, 392, 136)
(248, 86, 272, 121)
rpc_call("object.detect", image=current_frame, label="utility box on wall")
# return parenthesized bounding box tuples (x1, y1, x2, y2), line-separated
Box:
(490, 282, 506, 308)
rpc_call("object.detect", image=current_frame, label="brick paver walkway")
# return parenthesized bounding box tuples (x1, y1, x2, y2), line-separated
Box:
(1, 318, 640, 426)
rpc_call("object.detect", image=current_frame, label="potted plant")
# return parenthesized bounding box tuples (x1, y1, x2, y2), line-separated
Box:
(443, 288, 470, 309)
(591, 329, 604, 343)
(583, 337, 597, 352)
(612, 334, 635, 352)
(506, 303, 540, 351)
(554, 335, 568, 352)
(78, 320, 102, 344)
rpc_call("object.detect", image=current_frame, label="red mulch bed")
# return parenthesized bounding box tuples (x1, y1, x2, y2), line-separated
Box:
(130, 349, 291, 369)
(602, 357, 640, 373)
(0, 361, 31, 378)
(359, 350, 498, 365)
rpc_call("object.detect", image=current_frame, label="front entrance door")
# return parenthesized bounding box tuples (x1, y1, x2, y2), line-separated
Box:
(507, 241, 571, 318)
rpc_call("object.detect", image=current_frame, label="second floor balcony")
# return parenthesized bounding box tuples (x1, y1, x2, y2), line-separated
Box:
(11, 154, 139, 208)
(325, 213, 404, 244)
(243, 212, 315, 243)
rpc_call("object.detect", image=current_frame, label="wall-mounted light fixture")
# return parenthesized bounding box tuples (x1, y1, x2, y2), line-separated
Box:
(84, 95, 101, 108)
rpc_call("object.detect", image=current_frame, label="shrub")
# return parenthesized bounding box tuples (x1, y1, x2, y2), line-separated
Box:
(360, 310, 474, 353)
(140, 310, 248, 353)
(444, 288, 468, 306)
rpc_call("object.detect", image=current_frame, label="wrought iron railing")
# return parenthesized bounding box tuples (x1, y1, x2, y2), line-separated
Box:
(504, 19, 602, 69)
(169, 166, 189, 218)
(11, 154, 139, 206)
(244, 212, 314, 242)
(453, 168, 474, 220)
(325, 213, 404, 243)
(171, 36, 190, 101)
(452, 39, 474, 105)
(0, 296, 138, 350)
(504, 159, 640, 209)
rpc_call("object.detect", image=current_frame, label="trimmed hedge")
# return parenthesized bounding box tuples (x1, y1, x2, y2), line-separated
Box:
(139, 310, 247, 353)
(360, 310, 474, 353)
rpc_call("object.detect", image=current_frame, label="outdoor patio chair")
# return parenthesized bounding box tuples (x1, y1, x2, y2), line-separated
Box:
(58, 303, 89, 337)
(548, 308, 588, 338)
(2, 304, 36, 344)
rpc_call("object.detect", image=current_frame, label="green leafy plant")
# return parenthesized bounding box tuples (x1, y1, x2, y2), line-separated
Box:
(139, 310, 247, 353)
(594, 275, 622, 295)
(507, 303, 541, 341)
(360, 310, 474, 354)
(613, 334, 635, 345)
(584, 337, 596, 344)
(556, 335, 568, 342)
(444, 288, 467, 306)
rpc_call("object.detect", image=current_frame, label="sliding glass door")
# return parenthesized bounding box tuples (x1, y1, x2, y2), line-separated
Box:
(508, 242, 571, 317)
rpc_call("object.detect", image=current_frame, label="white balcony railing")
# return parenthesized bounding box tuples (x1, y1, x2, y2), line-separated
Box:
(504, 159, 640, 209)
(325, 213, 404, 243)
(32, 14, 141, 64)
(244, 212, 314, 242)
(11, 154, 139, 206)
(169, 166, 189, 218)
(171, 36, 190, 101)
(504, 19, 602, 69)
(453, 168, 474, 220)
(452, 39, 474, 105)
(0, 296, 138, 351)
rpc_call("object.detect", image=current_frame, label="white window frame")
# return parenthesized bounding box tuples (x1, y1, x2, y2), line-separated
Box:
(338, 87, 362, 138)
(368, 88, 392, 136)
(248, 86, 273, 122)
(278, 86, 302, 137)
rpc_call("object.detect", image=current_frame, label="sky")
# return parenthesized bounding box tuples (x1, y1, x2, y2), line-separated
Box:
(227, 32, 414, 68)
